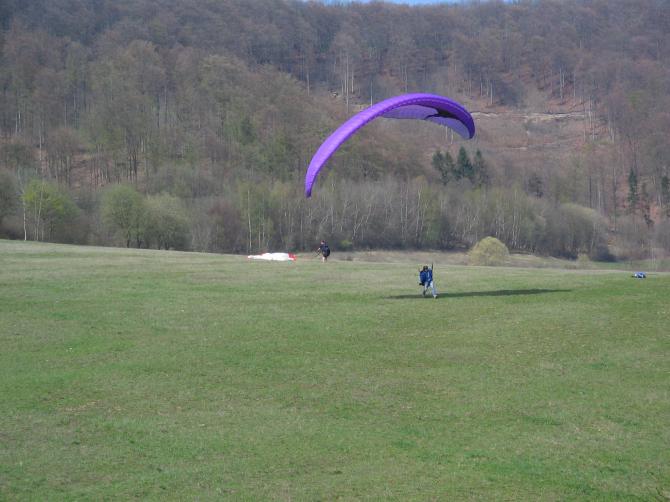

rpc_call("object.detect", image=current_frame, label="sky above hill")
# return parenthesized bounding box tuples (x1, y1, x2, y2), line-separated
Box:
(366, 0, 460, 3)
(321, 0, 464, 4)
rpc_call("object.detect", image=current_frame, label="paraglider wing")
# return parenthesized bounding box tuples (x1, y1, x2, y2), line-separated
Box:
(305, 93, 475, 197)
(247, 252, 296, 261)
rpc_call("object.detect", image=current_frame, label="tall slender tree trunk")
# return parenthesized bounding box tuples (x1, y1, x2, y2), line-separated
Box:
(22, 198, 27, 241)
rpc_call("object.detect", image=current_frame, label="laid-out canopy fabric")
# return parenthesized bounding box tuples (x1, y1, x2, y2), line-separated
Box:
(305, 93, 475, 197)
(247, 252, 296, 261)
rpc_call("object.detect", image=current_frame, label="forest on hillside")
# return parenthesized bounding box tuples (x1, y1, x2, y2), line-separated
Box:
(0, 0, 669, 259)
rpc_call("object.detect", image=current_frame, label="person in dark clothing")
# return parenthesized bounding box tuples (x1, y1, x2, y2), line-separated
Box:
(419, 265, 438, 298)
(317, 240, 331, 262)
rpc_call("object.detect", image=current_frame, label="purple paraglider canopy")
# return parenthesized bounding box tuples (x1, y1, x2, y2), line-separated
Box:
(305, 93, 475, 197)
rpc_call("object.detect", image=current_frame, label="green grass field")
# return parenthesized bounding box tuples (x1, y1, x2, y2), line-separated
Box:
(1, 240, 669, 500)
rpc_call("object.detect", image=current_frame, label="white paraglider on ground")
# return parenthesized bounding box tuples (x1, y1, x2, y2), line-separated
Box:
(247, 252, 296, 262)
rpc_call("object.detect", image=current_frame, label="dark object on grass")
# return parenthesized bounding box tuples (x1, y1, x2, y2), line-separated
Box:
(632, 272, 646, 279)
(316, 240, 330, 261)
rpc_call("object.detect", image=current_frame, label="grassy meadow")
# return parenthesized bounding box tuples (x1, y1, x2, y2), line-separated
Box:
(1, 239, 669, 500)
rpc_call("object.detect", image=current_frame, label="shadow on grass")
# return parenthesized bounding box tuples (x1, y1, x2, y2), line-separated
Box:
(386, 288, 571, 300)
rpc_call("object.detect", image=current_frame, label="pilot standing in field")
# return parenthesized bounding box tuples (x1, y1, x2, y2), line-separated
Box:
(317, 240, 331, 262)
(419, 265, 438, 298)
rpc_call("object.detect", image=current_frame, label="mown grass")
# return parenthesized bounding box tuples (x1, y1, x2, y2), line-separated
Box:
(1, 239, 669, 500)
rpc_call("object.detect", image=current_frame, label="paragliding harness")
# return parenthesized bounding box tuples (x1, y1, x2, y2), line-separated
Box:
(419, 265, 433, 287)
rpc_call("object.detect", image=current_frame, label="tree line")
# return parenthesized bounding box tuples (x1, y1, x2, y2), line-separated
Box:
(3, 172, 668, 261)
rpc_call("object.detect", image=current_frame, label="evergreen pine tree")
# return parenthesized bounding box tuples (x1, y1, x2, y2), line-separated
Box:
(455, 146, 473, 181)
(472, 149, 490, 187)
(527, 172, 544, 198)
(431, 150, 447, 185)
(641, 182, 653, 227)
(444, 151, 455, 182)
(431, 150, 456, 185)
